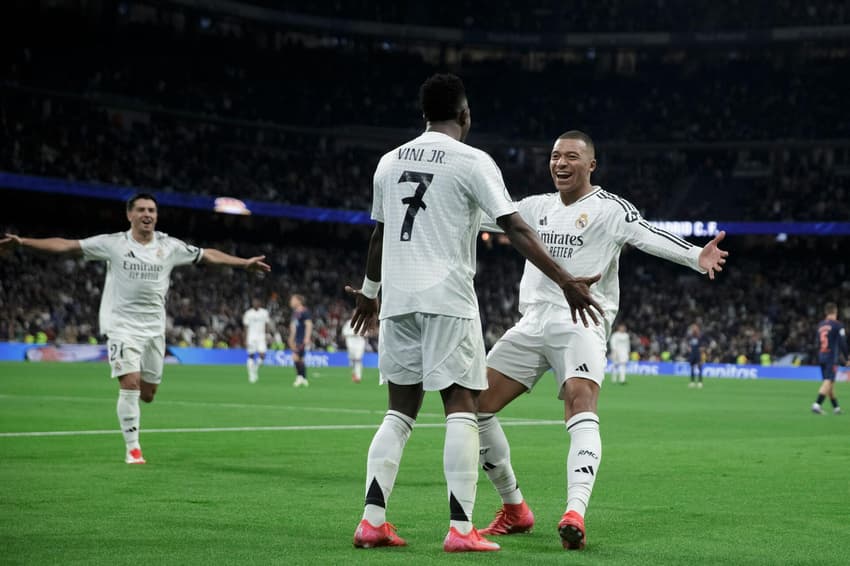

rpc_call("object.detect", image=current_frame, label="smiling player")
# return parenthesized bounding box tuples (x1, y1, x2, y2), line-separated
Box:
(477, 130, 729, 550)
(0, 193, 270, 464)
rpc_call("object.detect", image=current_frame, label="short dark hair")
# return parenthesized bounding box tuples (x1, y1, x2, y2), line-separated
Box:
(127, 192, 158, 211)
(419, 73, 467, 122)
(825, 302, 838, 315)
(557, 130, 595, 156)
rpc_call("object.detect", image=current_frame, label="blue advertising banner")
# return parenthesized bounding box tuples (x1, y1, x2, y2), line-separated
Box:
(4, 172, 850, 235)
(2, 343, 846, 382)
(167, 347, 379, 368)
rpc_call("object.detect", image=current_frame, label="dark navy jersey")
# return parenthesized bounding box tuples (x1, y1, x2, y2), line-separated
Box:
(688, 336, 702, 361)
(292, 308, 312, 344)
(817, 319, 847, 365)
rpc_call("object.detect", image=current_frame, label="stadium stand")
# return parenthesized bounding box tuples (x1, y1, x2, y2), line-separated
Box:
(2, 0, 848, 366)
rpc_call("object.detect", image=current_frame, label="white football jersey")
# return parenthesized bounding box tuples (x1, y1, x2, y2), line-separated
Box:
(80, 230, 203, 338)
(372, 131, 517, 319)
(609, 331, 631, 355)
(243, 308, 270, 340)
(482, 187, 703, 337)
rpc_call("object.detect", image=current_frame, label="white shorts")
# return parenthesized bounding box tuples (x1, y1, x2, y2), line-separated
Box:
(345, 336, 366, 360)
(486, 303, 607, 399)
(246, 337, 268, 355)
(611, 350, 629, 364)
(379, 313, 487, 392)
(107, 335, 166, 384)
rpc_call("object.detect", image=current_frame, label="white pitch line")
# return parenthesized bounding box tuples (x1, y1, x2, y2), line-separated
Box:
(0, 420, 564, 438)
(0, 394, 543, 422)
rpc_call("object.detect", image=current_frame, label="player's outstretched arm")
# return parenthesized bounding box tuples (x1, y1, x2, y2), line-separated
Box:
(345, 222, 383, 336)
(201, 248, 271, 272)
(496, 213, 604, 327)
(0, 234, 82, 255)
(698, 231, 729, 280)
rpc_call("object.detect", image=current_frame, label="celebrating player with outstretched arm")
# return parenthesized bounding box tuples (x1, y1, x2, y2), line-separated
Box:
(344, 74, 602, 553)
(0, 193, 270, 464)
(476, 130, 728, 550)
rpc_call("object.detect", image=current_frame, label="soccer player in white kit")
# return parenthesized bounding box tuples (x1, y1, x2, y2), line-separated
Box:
(346, 75, 603, 553)
(342, 316, 367, 383)
(476, 131, 729, 550)
(608, 323, 631, 384)
(1, 194, 270, 464)
(243, 298, 271, 383)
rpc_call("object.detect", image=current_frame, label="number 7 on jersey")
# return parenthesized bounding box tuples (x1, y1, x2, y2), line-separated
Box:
(398, 171, 433, 241)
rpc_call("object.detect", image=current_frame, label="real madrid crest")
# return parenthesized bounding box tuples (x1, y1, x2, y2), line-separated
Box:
(575, 213, 589, 229)
(156, 247, 164, 258)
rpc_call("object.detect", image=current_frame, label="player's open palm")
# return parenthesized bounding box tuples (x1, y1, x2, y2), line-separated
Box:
(344, 285, 380, 336)
(561, 274, 604, 327)
(0, 233, 22, 254)
(244, 255, 271, 272)
(699, 231, 729, 280)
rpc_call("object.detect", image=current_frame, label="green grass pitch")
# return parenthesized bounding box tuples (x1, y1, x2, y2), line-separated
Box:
(1, 361, 848, 565)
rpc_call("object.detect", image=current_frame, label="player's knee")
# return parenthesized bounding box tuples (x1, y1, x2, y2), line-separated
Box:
(140, 391, 155, 403)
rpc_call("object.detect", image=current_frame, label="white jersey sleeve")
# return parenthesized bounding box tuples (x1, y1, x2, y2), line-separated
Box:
(607, 196, 704, 273)
(169, 237, 204, 267)
(80, 233, 119, 261)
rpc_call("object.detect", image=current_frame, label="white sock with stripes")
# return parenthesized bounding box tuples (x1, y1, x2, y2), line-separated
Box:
(565, 412, 601, 517)
(445, 412, 479, 535)
(362, 410, 415, 526)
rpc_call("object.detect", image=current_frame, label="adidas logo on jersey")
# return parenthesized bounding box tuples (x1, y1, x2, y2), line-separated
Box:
(539, 216, 548, 226)
(125, 251, 136, 258)
(575, 363, 590, 373)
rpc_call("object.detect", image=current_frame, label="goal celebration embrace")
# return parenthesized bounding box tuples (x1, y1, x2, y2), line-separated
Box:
(345, 73, 728, 552)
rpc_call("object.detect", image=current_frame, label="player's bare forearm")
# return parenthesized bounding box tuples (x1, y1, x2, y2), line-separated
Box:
(202, 248, 271, 272)
(0, 234, 82, 256)
(365, 222, 383, 281)
(497, 213, 603, 326)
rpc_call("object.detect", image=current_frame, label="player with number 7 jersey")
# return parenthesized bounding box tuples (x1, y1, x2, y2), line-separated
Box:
(348, 74, 604, 553)
(372, 130, 515, 320)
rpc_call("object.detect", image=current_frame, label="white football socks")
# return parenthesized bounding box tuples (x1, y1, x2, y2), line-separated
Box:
(353, 360, 363, 380)
(362, 410, 415, 526)
(565, 412, 601, 517)
(117, 389, 141, 451)
(445, 412, 479, 535)
(478, 412, 523, 505)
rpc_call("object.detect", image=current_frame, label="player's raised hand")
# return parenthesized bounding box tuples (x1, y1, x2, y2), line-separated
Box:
(699, 230, 729, 280)
(244, 255, 271, 273)
(0, 234, 22, 255)
(344, 284, 379, 336)
(561, 274, 605, 327)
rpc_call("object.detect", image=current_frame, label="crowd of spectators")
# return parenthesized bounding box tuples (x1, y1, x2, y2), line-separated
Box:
(272, 0, 850, 32)
(2, 212, 846, 366)
(6, 40, 847, 143)
(2, 5, 848, 368)
(4, 88, 849, 222)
